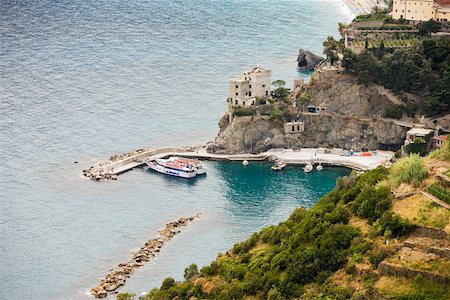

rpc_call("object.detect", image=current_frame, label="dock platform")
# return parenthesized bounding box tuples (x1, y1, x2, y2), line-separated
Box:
(83, 146, 394, 180)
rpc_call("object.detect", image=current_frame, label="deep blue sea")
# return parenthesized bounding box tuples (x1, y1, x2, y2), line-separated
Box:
(0, 0, 352, 298)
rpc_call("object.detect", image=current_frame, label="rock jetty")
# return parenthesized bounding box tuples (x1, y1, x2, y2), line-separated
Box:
(90, 213, 202, 298)
(82, 147, 156, 181)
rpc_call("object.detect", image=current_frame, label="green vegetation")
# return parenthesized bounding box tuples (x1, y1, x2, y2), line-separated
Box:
(117, 292, 136, 300)
(271, 80, 290, 100)
(394, 193, 450, 229)
(233, 107, 255, 117)
(141, 166, 417, 299)
(383, 104, 403, 119)
(323, 36, 341, 64)
(343, 39, 450, 117)
(389, 154, 428, 188)
(417, 20, 442, 36)
(256, 97, 267, 105)
(405, 137, 428, 156)
(184, 263, 199, 281)
(429, 138, 450, 162)
(352, 38, 421, 49)
(428, 184, 450, 205)
(376, 275, 450, 300)
(270, 108, 283, 120)
(353, 8, 389, 22)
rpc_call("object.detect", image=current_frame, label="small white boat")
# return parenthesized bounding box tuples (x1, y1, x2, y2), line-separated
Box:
(242, 160, 249, 166)
(303, 163, 313, 173)
(271, 161, 286, 171)
(316, 164, 323, 171)
(147, 157, 206, 178)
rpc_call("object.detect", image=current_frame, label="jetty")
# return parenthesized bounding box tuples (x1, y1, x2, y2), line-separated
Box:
(83, 145, 394, 180)
(91, 214, 201, 298)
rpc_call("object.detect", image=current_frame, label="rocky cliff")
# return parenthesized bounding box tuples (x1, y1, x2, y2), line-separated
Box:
(297, 49, 324, 71)
(208, 71, 411, 154)
(209, 112, 408, 154)
(304, 73, 400, 118)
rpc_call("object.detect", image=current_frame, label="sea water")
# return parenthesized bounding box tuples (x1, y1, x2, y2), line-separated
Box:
(0, 0, 352, 298)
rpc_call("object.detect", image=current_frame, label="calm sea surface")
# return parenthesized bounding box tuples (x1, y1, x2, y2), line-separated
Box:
(0, 0, 352, 298)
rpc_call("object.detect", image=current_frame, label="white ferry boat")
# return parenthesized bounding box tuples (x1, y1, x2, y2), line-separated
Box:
(146, 157, 206, 178)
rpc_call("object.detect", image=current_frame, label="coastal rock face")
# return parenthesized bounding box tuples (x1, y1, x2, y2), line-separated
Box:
(305, 73, 401, 118)
(297, 49, 324, 71)
(208, 71, 414, 154)
(210, 113, 407, 154)
(208, 115, 287, 154)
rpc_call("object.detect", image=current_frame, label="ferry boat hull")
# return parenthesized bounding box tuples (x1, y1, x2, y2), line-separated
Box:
(146, 157, 206, 179)
(147, 161, 197, 178)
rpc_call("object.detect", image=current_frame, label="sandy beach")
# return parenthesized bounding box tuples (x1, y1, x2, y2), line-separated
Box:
(340, 0, 387, 18)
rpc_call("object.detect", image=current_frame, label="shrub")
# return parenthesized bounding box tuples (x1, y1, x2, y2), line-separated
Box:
(270, 108, 283, 120)
(234, 107, 255, 116)
(429, 138, 450, 162)
(390, 154, 428, 187)
(117, 292, 135, 300)
(161, 277, 176, 290)
(267, 286, 284, 300)
(200, 261, 218, 277)
(383, 104, 404, 119)
(256, 97, 267, 105)
(368, 247, 390, 268)
(354, 186, 392, 223)
(376, 211, 415, 237)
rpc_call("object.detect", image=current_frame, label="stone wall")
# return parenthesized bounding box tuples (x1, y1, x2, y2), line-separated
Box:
(415, 226, 449, 240)
(378, 261, 449, 283)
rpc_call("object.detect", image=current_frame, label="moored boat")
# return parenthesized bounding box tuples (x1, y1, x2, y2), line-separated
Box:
(303, 163, 313, 173)
(147, 157, 206, 178)
(271, 161, 286, 171)
(316, 163, 323, 171)
(242, 160, 249, 166)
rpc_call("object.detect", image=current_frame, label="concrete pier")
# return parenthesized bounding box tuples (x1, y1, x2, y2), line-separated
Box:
(83, 145, 394, 180)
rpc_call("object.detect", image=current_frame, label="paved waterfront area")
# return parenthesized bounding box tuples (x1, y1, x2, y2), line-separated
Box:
(83, 146, 395, 180)
(268, 148, 394, 171)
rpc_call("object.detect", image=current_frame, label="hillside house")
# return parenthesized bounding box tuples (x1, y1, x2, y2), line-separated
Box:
(229, 67, 271, 108)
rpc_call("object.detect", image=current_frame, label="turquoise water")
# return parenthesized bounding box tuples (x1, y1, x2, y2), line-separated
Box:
(0, 0, 352, 298)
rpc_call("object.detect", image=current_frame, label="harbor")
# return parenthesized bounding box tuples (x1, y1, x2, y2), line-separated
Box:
(82, 146, 395, 180)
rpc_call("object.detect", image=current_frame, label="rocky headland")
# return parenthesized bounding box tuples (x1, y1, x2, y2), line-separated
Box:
(208, 71, 412, 154)
(297, 49, 324, 71)
(90, 214, 201, 298)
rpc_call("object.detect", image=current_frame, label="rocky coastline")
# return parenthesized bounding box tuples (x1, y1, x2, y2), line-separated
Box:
(90, 214, 201, 298)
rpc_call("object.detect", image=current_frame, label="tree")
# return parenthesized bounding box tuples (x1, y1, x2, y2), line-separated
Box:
(184, 263, 199, 281)
(160, 277, 176, 290)
(272, 80, 286, 89)
(417, 20, 441, 36)
(342, 48, 357, 71)
(323, 36, 339, 64)
(271, 80, 289, 100)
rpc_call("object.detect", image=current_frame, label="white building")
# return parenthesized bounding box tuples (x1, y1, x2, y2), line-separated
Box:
(229, 67, 271, 108)
(404, 127, 433, 145)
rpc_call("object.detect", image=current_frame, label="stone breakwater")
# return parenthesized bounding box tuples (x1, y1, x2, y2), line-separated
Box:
(83, 145, 206, 181)
(82, 147, 157, 181)
(90, 213, 202, 298)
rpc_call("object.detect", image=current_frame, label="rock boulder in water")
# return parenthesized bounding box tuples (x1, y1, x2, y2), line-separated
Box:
(297, 49, 324, 71)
